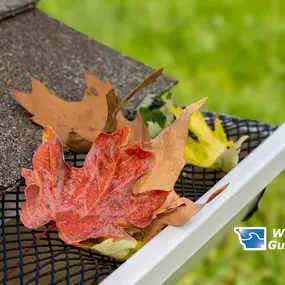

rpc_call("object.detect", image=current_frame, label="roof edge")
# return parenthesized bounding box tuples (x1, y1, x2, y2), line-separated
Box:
(0, 0, 38, 21)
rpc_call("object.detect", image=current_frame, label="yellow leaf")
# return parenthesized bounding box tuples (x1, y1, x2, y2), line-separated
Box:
(168, 105, 248, 172)
(78, 238, 145, 261)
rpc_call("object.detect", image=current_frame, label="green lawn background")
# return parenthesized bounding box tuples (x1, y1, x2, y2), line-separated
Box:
(38, 1, 285, 284)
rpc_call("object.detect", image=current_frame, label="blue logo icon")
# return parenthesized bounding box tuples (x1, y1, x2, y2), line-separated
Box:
(234, 227, 266, 251)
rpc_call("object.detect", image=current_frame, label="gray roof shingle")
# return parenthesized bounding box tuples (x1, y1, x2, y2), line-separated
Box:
(0, 7, 177, 194)
(0, 0, 37, 20)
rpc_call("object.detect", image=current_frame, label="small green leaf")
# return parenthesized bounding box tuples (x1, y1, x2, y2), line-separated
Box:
(139, 107, 166, 128)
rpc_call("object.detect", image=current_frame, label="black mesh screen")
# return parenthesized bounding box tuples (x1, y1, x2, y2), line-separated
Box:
(0, 111, 277, 284)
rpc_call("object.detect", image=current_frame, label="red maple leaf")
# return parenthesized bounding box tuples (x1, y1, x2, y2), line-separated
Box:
(20, 126, 169, 245)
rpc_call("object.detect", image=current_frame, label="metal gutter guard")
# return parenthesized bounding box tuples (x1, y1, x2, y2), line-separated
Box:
(101, 123, 285, 285)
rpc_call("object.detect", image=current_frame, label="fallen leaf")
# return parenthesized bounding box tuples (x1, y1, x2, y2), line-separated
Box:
(147, 121, 163, 139)
(156, 191, 185, 215)
(131, 98, 208, 237)
(143, 184, 228, 241)
(133, 97, 208, 194)
(136, 93, 159, 109)
(124, 227, 145, 240)
(64, 130, 95, 154)
(11, 69, 164, 152)
(169, 106, 248, 172)
(139, 107, 167, 129)
(20, 126, 169, 245)
(139, 95, 175, 138)
(213, 136, 249, 173)
(78, 238, 145, 260)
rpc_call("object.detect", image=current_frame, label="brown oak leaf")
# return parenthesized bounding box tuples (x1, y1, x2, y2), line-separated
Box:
(127, 97, 227, 241)
(143, 184, 228, 241)
(11, 69, 163, 152)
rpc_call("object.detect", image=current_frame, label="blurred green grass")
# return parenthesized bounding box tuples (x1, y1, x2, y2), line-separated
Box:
(38, 0, 285, 284)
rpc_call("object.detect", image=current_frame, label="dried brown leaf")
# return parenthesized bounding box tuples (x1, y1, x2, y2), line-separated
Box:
(156, 191, 185, 215)
(133, 97, 208, 194)
(11, 69, 160, 152)
(143, 184, 228, 241)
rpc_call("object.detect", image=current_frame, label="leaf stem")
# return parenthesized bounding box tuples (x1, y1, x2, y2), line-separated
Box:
(119, 68, 163, 108)
(103, 69, 163, 133)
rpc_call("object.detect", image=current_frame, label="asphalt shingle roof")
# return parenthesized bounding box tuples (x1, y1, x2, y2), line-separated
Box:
(0, 5, 177, 194)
